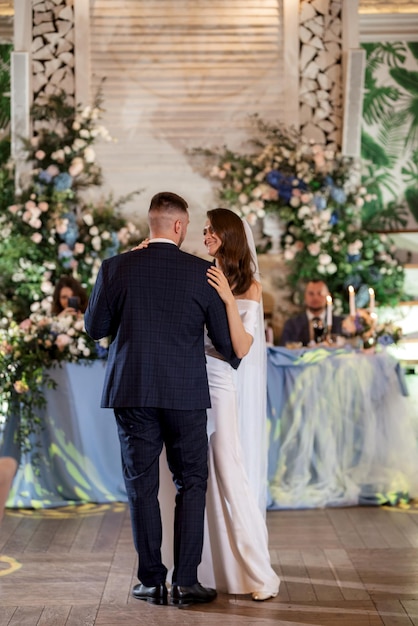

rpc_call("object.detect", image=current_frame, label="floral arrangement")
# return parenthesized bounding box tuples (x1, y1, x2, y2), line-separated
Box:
(342, 308, 375, 343)
(375, 320, 403, 346)
(202, 117, 405, 313)
(0, 90, 143, 322)
(0, 90, 145, 455)
(341, 308, 402, 348)
(0, 311, 109, 454)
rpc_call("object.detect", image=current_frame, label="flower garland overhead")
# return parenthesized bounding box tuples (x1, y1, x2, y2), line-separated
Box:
(202, 117, 405, 313)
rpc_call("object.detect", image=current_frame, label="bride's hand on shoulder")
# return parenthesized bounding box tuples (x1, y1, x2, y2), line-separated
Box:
(131, 238, 150, 251)
(207, 266, 234, 304)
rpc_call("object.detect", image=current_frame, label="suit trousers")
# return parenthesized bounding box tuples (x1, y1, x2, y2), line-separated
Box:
(114, 406, 208, 587)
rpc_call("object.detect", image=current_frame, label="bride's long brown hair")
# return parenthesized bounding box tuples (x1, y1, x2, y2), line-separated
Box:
(207, 208, 254, 296)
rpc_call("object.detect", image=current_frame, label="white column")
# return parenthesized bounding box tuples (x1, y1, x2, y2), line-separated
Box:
(11, 0, 32, 190)
(74, 0, 91, 106)
(341, 0, 365, 157)
(282, 0, 300, 129)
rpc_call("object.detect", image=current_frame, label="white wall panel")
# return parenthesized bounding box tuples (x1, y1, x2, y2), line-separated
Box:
(89, 0, 286, 251)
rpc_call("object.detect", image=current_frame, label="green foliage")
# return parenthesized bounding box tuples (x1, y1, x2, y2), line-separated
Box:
(0, 44, 12, 133)
(408, 42, 418, 60)
(389, 67, 418, 95)
(0, 91, 146, 455)
(0, 90, 144, 321)
(361, 131, 392, 168)
(0, 316, 107, 455)
(405, 187, 418, 222)
(198, 117, 405, 313)
(361, 41, 418, 226)
(362, 85, 399, 126)
(363, 42, 407, 67)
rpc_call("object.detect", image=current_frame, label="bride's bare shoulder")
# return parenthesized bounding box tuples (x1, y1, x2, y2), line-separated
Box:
(243, 279, 262, 302)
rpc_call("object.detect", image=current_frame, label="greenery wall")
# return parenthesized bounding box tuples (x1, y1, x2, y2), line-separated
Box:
(361, 42, 418, 230)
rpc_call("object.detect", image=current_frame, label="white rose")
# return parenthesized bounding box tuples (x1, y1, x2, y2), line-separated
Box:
(326, 263, 337, 274)
(92, 235, 102, 251)
(84, 146, 95, 163)
(319, 253, 332, 266)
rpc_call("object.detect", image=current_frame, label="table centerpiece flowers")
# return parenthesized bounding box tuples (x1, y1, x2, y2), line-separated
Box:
(0, 311, 109, 455)
(341, 309, 403, 350)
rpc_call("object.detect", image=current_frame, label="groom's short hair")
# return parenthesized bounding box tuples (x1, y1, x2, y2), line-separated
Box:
(149, 192, 188, 215)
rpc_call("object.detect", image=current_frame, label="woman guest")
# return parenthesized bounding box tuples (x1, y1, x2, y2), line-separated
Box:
(199, 208, 279, 601)
(51, 275, 88, 316)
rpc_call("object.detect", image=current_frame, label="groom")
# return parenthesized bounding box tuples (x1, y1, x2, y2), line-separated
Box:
(84, 192, 239, 607)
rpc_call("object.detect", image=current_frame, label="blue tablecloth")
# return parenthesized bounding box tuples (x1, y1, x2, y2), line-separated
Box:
(2, 361, 127, 508)
(266, 346, 418, 509)
(2, 349, 417, 510)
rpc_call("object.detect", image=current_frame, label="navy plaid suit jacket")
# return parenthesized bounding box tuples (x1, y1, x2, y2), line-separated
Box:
(84, 242, 239, 409)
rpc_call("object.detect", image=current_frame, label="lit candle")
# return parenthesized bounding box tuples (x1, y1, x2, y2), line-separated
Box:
(348, 285, 356, 317)
(368, 287, 375, 314)
(326, 295, 333, 329)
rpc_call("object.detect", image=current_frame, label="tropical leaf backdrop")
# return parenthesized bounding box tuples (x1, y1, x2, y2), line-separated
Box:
(361, 41, 418, 226)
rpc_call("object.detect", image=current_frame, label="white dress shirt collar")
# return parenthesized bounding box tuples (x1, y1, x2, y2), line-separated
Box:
(148, 238, 177, 245)
(306, 310, 326, 322)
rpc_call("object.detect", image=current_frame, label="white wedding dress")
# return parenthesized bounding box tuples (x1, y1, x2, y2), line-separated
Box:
(197, 299, 280, 595)
(158, 219, 278, 595)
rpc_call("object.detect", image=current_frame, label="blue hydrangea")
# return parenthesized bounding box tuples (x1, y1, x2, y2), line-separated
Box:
(38, 170, 52, 184)
(378, 334, 395, 346)
(356, 284, 371, 308)
(313, 194, 327, 211)
(58, 213, 79, 248)
(53, 172, 73, 191)
(330, 210, 339, 225)
(104, 232, 121, 258)
(330, 186, 347, 204)
(266, 170, 306, 203)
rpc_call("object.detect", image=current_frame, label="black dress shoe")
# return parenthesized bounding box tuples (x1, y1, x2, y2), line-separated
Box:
(171, 582, 217, 605)
(132, 583, 168, 605)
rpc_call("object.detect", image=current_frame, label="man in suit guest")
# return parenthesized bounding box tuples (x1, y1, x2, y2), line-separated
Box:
(280, 279, 343, 347)
(84, 192, 239, 608)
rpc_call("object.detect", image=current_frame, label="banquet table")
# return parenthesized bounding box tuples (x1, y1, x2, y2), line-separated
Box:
(2, 348, 417, 510)
(2, 361, 128, 508)
(266, 346, 418, 510)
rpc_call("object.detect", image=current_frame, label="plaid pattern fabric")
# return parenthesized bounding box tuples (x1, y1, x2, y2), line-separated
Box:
(85, 243, 239, 409)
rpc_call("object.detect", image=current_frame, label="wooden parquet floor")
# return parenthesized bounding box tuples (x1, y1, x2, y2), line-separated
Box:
(1, 501, 418, 625)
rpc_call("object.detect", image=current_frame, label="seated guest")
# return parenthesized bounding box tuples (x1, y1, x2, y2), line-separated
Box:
(280, 279, 343, 347)
(51, 275, 88, 317)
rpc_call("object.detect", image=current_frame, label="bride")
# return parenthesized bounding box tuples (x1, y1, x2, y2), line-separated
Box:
(197, 208, 279, 601)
